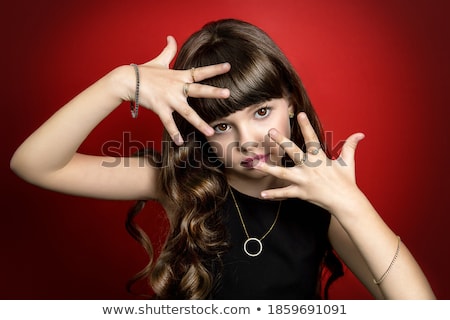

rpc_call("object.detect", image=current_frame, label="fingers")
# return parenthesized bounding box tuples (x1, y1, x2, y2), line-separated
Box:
(182, 63, 231, 98)
(142, 46, 231, 145)
(159, 113, 184, 146)
(267, 112, 323, 166)
(260, 185, 297, 200)
(339, 132, 365, 165)
(163, 102, 215, 146)
(254, 162, 305, 200)
(297, 112, 321, 154)
(150, 36, 177, 68)
(169, 63, 230, 142)
(161, 104, 214, 146)
(175, 102, 215, 137)
(189, 63, 231, 83)
(268, 128, 305, 165)
(256, 113, 364, 204)
(185, 83, 230, 99)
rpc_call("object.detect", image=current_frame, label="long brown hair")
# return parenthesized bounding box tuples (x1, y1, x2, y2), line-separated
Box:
(126, 19, 343, 299)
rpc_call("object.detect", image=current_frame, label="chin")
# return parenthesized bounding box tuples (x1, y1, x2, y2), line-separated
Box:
(238, 166, 271, 179)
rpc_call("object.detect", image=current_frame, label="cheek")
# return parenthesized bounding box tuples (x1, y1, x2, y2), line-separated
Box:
(207, 141, 224, 159)
(206, 139, 234, 163)
(274, 114, 292, 138)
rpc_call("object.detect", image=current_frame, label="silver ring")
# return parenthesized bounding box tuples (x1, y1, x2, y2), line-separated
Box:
(190, 67, 196, 82)
(183, 83, 190, 98)
(308, 147, 320, 155)
(294, 152, 306, 166)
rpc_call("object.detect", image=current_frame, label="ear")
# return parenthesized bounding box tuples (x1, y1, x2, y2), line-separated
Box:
(288, 104, 295, 118)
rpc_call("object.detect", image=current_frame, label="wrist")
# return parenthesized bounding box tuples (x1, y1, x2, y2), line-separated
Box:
(327, 187, 375, 223)
(105, 65, 136, 103)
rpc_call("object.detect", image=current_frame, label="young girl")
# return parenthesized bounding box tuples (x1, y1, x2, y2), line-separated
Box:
(10, 19, 435, 299)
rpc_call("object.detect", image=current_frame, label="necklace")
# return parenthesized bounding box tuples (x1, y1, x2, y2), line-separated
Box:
(228, 187, 282, 257)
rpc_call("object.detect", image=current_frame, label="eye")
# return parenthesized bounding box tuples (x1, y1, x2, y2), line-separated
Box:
(255, 106, 271, 119)
(213, 123, 231, 133)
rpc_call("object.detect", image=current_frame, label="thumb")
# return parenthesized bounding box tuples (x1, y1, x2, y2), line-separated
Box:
(339, 132, 365, 165)
(148, 35, 177, 68)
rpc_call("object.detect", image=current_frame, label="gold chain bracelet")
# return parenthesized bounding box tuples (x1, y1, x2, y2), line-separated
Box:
(373, 236, 401, 285)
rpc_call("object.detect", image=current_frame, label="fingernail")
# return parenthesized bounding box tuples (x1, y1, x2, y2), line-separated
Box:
(204, 126, 214, 136)
(222, 88, 230, 98)
(173, 133, 184, 145)
(268, 128, 278, 138)
(261, 192, 268, 198)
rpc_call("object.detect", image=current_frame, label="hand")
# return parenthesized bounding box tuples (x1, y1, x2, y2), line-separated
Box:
(255, 112, 365, 214)
(130, 36, 231, 145)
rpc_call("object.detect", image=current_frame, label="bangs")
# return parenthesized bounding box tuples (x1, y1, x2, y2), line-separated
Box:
(180, 39, 287, 124)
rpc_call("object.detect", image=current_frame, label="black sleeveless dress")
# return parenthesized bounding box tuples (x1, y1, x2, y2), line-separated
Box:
(211, 188, 331, 299)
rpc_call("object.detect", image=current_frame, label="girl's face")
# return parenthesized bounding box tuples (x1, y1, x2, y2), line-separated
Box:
(206, 98, 293, 184)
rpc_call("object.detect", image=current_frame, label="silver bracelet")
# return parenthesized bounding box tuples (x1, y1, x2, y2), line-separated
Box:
(373, 236, 401, 285)
(130, 63, 140, 118)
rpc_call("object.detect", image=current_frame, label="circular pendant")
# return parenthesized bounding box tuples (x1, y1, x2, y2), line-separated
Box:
(243, 237, 263, 257)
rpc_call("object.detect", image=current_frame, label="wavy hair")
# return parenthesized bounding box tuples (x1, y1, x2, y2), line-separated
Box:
(126, 19, 343, 299)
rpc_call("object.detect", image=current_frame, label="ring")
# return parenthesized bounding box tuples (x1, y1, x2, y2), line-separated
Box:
(183, 83, 190, 98)
(308, 147, 320, 155)
(295, 153, 306, 166)
(190, 67, 196, 82)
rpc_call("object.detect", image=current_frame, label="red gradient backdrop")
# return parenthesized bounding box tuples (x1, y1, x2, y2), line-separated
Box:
(1, 0, 449, 299)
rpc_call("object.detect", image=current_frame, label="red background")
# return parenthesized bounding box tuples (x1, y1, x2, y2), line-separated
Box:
(1, 0, 449, 299)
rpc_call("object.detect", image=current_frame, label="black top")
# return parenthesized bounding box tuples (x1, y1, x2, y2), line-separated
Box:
(212, 188, 331, 299)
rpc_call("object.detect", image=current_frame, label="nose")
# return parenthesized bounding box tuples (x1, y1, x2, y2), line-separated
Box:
(237, 126, 261, 154)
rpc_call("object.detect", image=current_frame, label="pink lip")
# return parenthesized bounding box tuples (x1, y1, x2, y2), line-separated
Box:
(240, 154, 268, 168)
